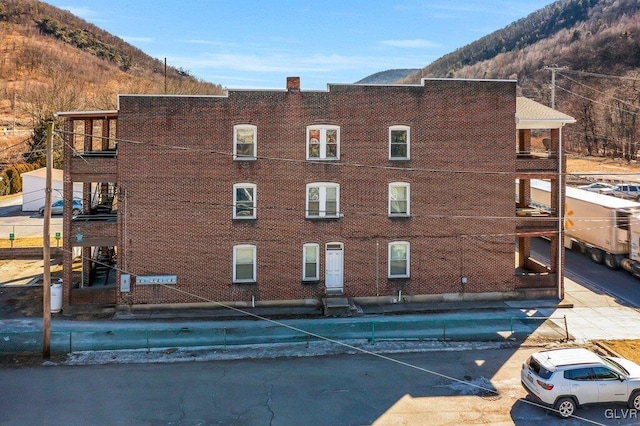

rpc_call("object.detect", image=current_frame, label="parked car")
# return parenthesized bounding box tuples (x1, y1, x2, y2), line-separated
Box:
(521, 347, 640, 418)
(39, 199, 83, 216)
(577, 182, 614, 192)
(600, 183, 640, 199)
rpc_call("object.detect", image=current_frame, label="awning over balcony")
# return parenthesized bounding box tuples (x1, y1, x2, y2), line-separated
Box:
(515, 97, 575, 130)
(55, 110, 118, 120)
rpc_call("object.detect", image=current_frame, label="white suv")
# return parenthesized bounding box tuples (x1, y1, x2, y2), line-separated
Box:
(521, 348, 640, 418)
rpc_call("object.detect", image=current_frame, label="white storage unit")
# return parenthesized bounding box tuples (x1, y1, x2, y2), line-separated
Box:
(21, 168, 83, 212)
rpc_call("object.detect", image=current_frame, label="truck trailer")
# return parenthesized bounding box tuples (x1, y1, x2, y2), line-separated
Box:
(531, 179, 640, 277)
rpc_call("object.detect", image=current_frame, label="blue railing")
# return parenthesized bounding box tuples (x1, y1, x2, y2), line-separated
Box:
(0, 316, 568, 355)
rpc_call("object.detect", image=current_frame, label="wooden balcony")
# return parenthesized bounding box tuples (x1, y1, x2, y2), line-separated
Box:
(514, 272, 557, 289)
(70, 215, 117, 247)
(515, 207, 558, 236)
(516, 151, 558, 174)
(70, 153, 117, 181)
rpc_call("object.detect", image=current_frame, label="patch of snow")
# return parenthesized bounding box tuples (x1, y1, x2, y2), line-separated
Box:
(57, 340, 515, 366)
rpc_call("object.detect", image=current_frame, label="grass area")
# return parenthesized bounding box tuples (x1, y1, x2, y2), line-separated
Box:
(0, 237, 62, 248)
(599, 340, 640, 364)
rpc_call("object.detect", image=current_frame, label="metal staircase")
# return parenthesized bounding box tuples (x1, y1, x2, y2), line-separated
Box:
(90, 246, 116, 286)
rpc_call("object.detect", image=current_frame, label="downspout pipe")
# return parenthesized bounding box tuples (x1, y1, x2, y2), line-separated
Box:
(558, 125, 564, 300)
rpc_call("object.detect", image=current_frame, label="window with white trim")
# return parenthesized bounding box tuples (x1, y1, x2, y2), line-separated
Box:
(388, 241, 410, 278)
(307, 125, 340, 160)
(234, 125, 257, 160)
(233, 244, 256, 283)
(233, 183, 256, 219)
(306, 183, 340, 218)
(302, 243, 319, 281)
(389, 125, 410, 160)
(388, 182, 410, 216)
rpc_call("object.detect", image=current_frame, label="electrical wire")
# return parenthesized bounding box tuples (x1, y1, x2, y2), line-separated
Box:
(560, 68, 640, 81)
(0, 242, 601, 424)
(558, 71, 640, 112)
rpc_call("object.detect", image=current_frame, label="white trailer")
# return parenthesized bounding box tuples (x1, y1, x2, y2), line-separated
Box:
(531, 179, 640, 275)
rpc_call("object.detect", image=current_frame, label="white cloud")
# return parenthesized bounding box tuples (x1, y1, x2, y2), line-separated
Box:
(184, 39, 239, 48)
(56, 5, 95, 19)
(171, 52, 396, 74)
(381, 39, 441, 48)
(124, 36, 154, 43)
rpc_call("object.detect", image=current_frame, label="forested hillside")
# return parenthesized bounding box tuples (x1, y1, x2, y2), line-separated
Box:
(0, 0, 223, 171)
(400, 0, 640, 161)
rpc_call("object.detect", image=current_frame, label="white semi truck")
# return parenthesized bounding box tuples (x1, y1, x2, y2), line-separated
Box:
(531, 179, 640, 277)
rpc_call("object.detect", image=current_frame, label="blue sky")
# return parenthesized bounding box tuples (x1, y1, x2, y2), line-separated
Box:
(44, 0, 556, 90)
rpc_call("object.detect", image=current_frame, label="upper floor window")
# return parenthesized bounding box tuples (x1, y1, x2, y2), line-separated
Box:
(307, 125, 340, 160)
(233, 244, 256, 283)
(233, 183, 256, 219)
(388, 241, 410, 278)
(234, 125, 257, 160)
(389, 125, 410, 160)
(306, 182, 340, 218)
(302, 243, 320, 281)
(389, 182, 410, 216)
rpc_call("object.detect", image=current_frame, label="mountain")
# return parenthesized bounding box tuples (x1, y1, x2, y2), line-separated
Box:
(355, 69, 420, 84)
(0, 0, 223, 128)
(398, 0, 640, 161)
(400, 0, 640, 84)
(0, 0, 225, 167)
(3, 0, 640, 167)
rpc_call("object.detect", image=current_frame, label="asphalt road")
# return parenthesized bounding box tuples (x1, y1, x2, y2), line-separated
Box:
(531, 238, 640, 308)
(3, 345, 631, 426)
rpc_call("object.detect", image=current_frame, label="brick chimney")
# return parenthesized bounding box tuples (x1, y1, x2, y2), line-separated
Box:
(287, 77, 300, 92)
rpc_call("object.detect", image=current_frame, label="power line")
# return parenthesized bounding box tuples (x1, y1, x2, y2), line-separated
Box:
(557, 72, 640, 112)
(556, 83, 640, 117)
(0, 241, 600, 422)
(55, 128, 539, 177)
(561, 68, 640, 81)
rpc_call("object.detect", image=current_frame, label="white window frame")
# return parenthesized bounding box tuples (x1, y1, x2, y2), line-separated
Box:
(233, 244, 256, 283)
(306, 182, 340, 219)
(388, 182, 410, 217)
(233, 124, 257, 160)
(233, 183, 256, 219)
(389, 125, 410, 160)
(306, 125, 340, 160)
(388, 241, 410, 278)
(302, 243, 320, 281)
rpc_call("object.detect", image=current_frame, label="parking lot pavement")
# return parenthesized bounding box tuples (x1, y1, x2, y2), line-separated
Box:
(0, 194, 62, 238)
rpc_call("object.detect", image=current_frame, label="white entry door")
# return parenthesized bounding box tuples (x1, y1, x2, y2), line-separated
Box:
(325, 243, 344, 294)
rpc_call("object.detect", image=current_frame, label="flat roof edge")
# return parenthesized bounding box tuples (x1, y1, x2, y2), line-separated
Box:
(55, 110, 118, 118)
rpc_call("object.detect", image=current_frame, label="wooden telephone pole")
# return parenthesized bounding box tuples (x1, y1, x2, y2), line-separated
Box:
(42, 121, 54, 359)
(544, 65, 567, 109)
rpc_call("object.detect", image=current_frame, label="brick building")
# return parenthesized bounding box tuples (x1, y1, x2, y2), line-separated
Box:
(58, 77, 574, 312)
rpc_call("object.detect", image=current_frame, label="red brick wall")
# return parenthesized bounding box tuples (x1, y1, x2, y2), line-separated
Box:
(116, 79, 517, 305)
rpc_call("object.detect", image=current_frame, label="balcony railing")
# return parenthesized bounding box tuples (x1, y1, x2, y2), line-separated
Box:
(516, 150, 558, 173)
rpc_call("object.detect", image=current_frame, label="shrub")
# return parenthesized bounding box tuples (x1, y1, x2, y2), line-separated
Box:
(0, 162, 40, 195)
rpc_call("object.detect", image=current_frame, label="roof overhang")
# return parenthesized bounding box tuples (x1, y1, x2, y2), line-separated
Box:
(516, 97, 575, 130)
(55, 110, 118, 120)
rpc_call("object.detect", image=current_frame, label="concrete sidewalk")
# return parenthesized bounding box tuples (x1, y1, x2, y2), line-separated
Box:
(106, 276, 640, 343)
(534, 279, 640, 341)
(1, 277, 639, 355)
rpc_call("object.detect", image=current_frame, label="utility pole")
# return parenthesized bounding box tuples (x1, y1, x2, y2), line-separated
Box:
(544, 65, 567, 109)
(544, 65, 570, 301)
(42, 121, 54, 359)
(12, 93, 16, 134)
